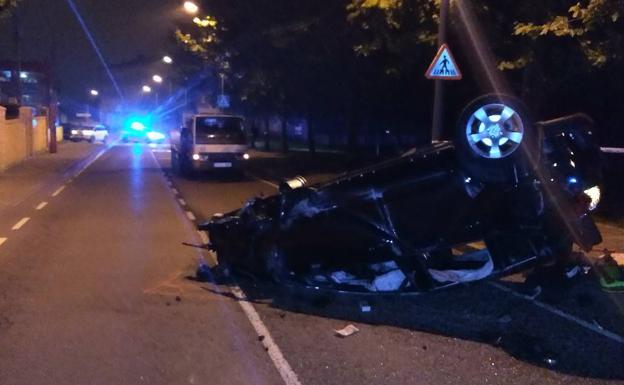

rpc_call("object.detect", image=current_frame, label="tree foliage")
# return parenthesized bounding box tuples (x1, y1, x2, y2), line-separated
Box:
(175, 0, 624, 147)
(0, 0, 19, 17)
(513, 0, 624, 66)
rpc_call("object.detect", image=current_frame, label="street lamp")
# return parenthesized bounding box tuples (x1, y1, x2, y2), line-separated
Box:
(142, 85, 152, 93)
(152, 74, 163, 84)
(163, 56, 173, 64)
(183, 1, 199, 14)
(90, 89, 99, 96)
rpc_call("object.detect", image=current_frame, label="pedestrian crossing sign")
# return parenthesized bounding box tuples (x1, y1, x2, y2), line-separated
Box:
(425, 44, 462, 80)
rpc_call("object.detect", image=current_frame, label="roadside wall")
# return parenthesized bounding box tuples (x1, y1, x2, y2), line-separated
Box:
(0, 106, 52, 172)
(33, 115, 48, 153)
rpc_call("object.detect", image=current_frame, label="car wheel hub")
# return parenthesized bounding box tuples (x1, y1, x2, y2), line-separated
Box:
(466, 103, 524, 159)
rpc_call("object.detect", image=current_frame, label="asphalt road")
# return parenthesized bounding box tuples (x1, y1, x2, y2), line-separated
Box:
(1, 143, 623, 385)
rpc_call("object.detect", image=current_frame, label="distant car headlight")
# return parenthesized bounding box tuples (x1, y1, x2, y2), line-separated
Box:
(192, 153, 201, 161)
(147, 131, 166, 141)
(243, 153, 250, 160)
(71, 129, 79, 135)
(584, 186, 601, 211)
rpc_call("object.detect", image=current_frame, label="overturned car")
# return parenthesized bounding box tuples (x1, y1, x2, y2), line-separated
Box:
(200, 95, 603, 293)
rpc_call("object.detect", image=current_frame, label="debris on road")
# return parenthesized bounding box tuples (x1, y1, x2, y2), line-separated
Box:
(595, 250, 624, 292)
(334, 324, 360, 338)
(196, 260, 213, 282)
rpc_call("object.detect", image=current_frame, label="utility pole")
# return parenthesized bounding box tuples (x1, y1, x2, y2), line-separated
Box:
(431, 0, 449, 142)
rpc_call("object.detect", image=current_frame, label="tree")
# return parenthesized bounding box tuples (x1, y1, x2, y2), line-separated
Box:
(0, 0, 19, 17)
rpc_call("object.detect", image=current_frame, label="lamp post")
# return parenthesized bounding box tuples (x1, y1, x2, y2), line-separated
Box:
(431, 0, 450, 142)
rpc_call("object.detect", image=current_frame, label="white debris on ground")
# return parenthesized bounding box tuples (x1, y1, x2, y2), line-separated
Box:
(334, 324, 360, 338)
(321, 249, 495, 291)
(429, 249, 494, 284)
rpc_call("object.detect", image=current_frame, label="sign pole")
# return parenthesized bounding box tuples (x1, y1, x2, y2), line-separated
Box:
(431, 0, 449, 142)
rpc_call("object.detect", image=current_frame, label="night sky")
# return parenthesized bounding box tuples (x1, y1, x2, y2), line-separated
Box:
(0, 0, 179, 102)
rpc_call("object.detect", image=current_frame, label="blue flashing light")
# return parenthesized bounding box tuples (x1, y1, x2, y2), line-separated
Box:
(568, 176, 579, 185)
(131, 121, 146, 131)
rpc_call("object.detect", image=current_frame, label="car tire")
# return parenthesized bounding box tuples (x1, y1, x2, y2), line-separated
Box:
(455, 94, 540, 184)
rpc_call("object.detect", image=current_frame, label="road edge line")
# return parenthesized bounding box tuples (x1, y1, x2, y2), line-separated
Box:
(149, 149, 302, 385)
(489, 282, 624, 344)
(231, 286, 303, 385)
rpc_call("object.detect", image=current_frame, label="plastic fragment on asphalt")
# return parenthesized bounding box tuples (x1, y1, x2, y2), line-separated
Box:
(334, 324, 360, 338)
(196, 261, 213, 282)
(330, 271, 354, 284)
(329, 271, 372, 289)
(372, 269, 406, 291)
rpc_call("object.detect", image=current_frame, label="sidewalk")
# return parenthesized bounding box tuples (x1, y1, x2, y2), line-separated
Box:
(0, 142, 102, 211)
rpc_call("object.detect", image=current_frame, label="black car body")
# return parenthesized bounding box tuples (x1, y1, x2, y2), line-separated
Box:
(201, 96, 603, 292)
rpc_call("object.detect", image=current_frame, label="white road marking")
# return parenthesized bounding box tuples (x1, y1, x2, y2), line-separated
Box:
(12, 217, 30, 231)
(36, 201, 48, 210)
(148, 148, 301, 385)
(52, 186, 65, 197)
(0, 238, 7, 247)
(197, 230, 209, 245)
(178, 198, 187, 206)
(489, 282, 624, 344)
(231, 286, 303, 385)
(172, 188, 179, 195)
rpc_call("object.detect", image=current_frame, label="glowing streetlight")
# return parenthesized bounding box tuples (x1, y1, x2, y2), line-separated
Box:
(90, 89, 99, 96)
(142, 85, 152, 93)
(152, 74, 163, 84)
(163, 56, 173, 64)
(183, 1, 199, 14)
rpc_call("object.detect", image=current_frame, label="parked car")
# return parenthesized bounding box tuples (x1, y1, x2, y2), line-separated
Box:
(69, 123, 109, 143)
(170, 114, 250, 177)
(200, 95, 603, 293)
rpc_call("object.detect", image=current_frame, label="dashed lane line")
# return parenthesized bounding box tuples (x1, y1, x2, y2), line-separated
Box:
(52, 186, 65, 197)
(0, 238, 7, 247)
(36, 201, 48, 210)
(172, 188, 179, 195)
(178, 198, 187, 206)
(186, 211, 197, 221)
(12, 217, 30, 231)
